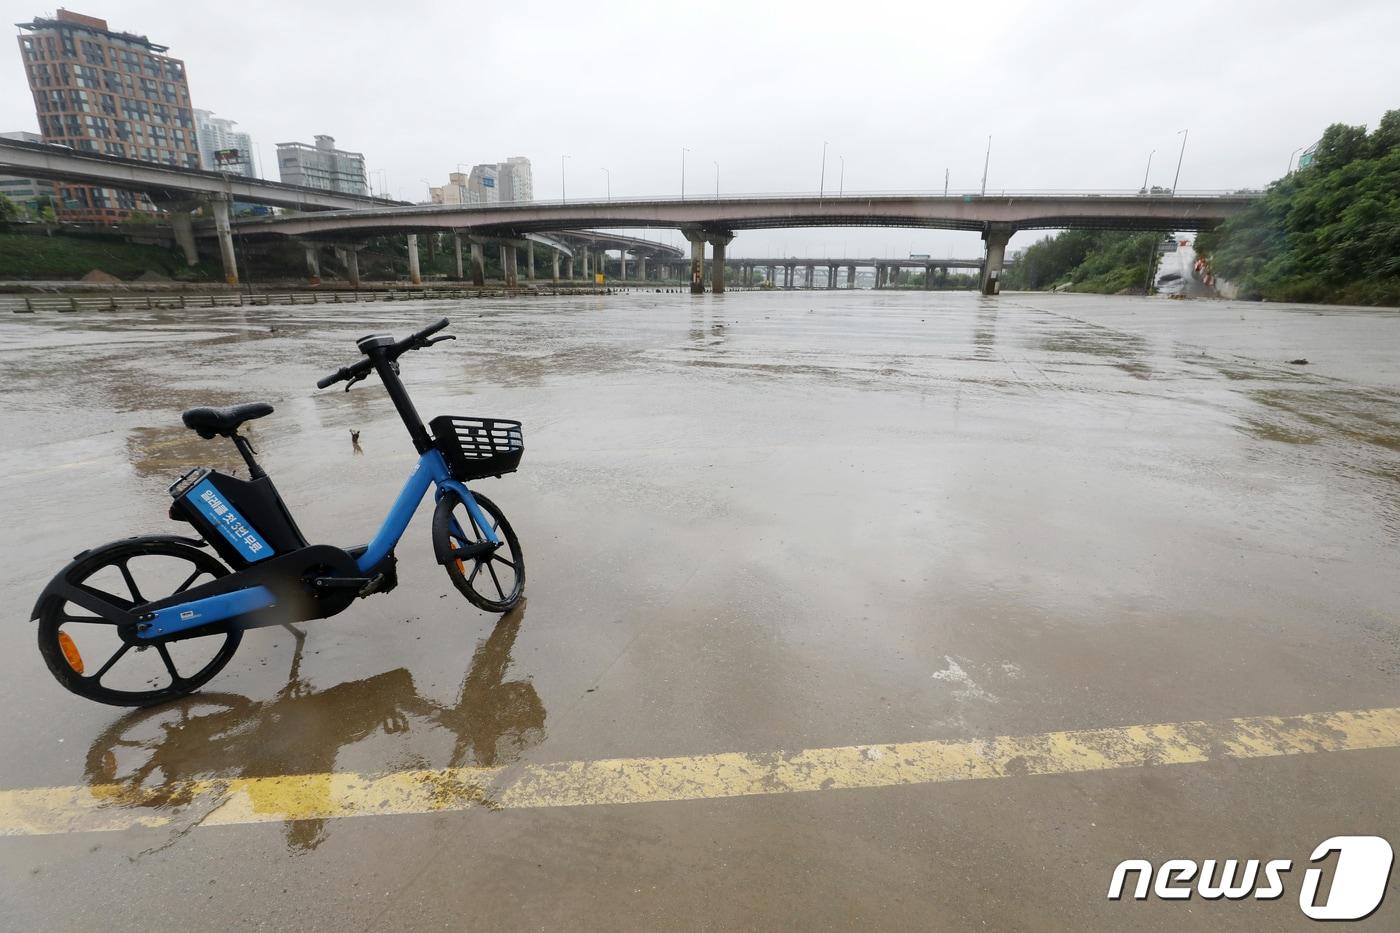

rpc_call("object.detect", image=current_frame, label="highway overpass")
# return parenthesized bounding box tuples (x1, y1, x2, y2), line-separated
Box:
(0, 136, 402, 211)
(235, 191, 1258, 294)
(1, 137, 1258, 293)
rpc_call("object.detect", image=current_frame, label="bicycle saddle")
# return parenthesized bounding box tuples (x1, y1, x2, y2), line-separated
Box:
(181, 402, 274, 439)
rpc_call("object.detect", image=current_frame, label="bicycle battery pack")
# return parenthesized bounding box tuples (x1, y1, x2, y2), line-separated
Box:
(169, 467, 308, 569)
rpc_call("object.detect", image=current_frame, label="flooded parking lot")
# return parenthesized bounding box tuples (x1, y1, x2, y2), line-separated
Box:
(1, 289, 1398, 929)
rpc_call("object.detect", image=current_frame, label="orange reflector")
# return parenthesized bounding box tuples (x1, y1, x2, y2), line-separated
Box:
(57, 631, 84, 674)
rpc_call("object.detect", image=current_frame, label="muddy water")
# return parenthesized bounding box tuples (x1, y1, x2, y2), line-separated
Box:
(1, 290, 1397, 930)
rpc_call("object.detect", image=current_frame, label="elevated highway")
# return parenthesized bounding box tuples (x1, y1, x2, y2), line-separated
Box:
(0, 136, 402, 211)
(234, 191, 1254, 238)
(235, 191, 1258, 294)
(1, 137, 1258, 293)
(724, 256, 986, 289)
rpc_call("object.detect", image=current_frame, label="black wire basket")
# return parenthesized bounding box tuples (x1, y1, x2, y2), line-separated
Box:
(429, 416, 524, 481)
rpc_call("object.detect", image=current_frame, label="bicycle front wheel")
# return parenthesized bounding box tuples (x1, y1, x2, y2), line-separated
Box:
(433, 490, 524, 613)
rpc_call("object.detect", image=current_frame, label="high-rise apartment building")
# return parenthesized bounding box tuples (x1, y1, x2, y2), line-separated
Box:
(16, 9, 199, 221)
(427, 157, 533, 205)
(194, 110, 254, 178)
(275, 135, 367, 195)
(498, 156, 532, 202)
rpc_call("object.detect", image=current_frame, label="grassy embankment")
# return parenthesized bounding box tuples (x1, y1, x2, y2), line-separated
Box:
(0, 231, 219, 281)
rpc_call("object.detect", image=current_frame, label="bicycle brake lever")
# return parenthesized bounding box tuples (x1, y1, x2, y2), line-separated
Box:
(426, 335, 456, 345)
(343, 372, 366, 392)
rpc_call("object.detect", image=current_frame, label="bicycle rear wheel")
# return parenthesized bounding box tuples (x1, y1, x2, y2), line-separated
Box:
(433, 490, 524, 613)
(36, 539, 242, 707)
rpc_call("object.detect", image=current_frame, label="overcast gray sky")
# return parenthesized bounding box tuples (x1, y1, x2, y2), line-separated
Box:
(4, 0, 1398, 257)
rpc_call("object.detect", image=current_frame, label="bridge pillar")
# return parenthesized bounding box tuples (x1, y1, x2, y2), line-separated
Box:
(565, 254, 574, 280)
(637, 255, 647, 281)
(583, 247, 591, 280)
(980, 224, 1013, 295)
(846, 265, 855, 288)
(873, 264, 882, 289)
(469, 239, 485, 285)
(407, 234, 422, 285)
(210, 197, 238, 285)
(171, 213, 199, 266)
(619, 250, 627, 281)
(170, 212, 198, 266)
(345, 247, 361, 288)
(828, 264, 837, 288)
(924, 264, 934, 290)
(151, 196, 201, 267)
(527, 241, 536, 280)
(452, 233, 464, 280)
(685, 232, 706, 293)
(552, 248, 560, 282)
(803, 264, 813, 289)
(304, 244, 321, 282)
(708, 232, 732, 294)
(503, 244, 519, 288)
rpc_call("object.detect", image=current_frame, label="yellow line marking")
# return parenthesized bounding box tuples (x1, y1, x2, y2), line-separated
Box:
(2, 706, 1398, 837)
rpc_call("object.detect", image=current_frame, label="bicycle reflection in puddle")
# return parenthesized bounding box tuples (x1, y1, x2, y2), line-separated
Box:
(84, 602, 544, 851)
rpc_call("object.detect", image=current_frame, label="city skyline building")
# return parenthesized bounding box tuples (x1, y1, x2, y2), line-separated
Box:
(275, 134, 367, 195)
(15, 9, 199, 221)
(194, 109, 254, 178)
(428, 156, 532, 205)
(498, 156, 532, 202)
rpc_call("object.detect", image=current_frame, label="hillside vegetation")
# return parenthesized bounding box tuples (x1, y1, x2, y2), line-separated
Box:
(1195, 110, 1400, 305)
(1001, 230, 1168, 294)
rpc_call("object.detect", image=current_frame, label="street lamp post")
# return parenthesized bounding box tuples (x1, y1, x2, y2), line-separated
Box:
(601, 167, 610, 203)
(839, 156, 845, 197)
(713, 161, 720, 202)
(1171, 128, 1188, 193)
(561, 155, 569, 204)
(681, 147, 690, 200)
(980, 135, 991, 196)
(1141, 150, 1155, 193)
(819, 141, 827, 199)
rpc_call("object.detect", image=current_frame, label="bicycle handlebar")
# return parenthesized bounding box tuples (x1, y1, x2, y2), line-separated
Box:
(316, 318, 451, 389)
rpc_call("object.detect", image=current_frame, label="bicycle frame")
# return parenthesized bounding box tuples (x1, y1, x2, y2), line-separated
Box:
(139, 449, 495, 639)
(358, 447, 497, 573)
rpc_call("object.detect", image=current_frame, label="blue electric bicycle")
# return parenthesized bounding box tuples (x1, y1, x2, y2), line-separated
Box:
(32, 319, 525, 707)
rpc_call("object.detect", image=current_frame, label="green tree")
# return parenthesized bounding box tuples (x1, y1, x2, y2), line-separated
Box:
(1199, 110, 1400, 305)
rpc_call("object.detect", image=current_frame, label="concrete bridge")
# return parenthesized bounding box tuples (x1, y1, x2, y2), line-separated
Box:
(2, 137, 1259, 294)
(725, 256, 985, 289)
(236, 191, 1258, 294)
(0, 135, 403, 284)
(0, 136, 401, 211)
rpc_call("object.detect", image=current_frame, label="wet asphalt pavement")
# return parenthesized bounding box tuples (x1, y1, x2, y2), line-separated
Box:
(1, 290, 1398, 930)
